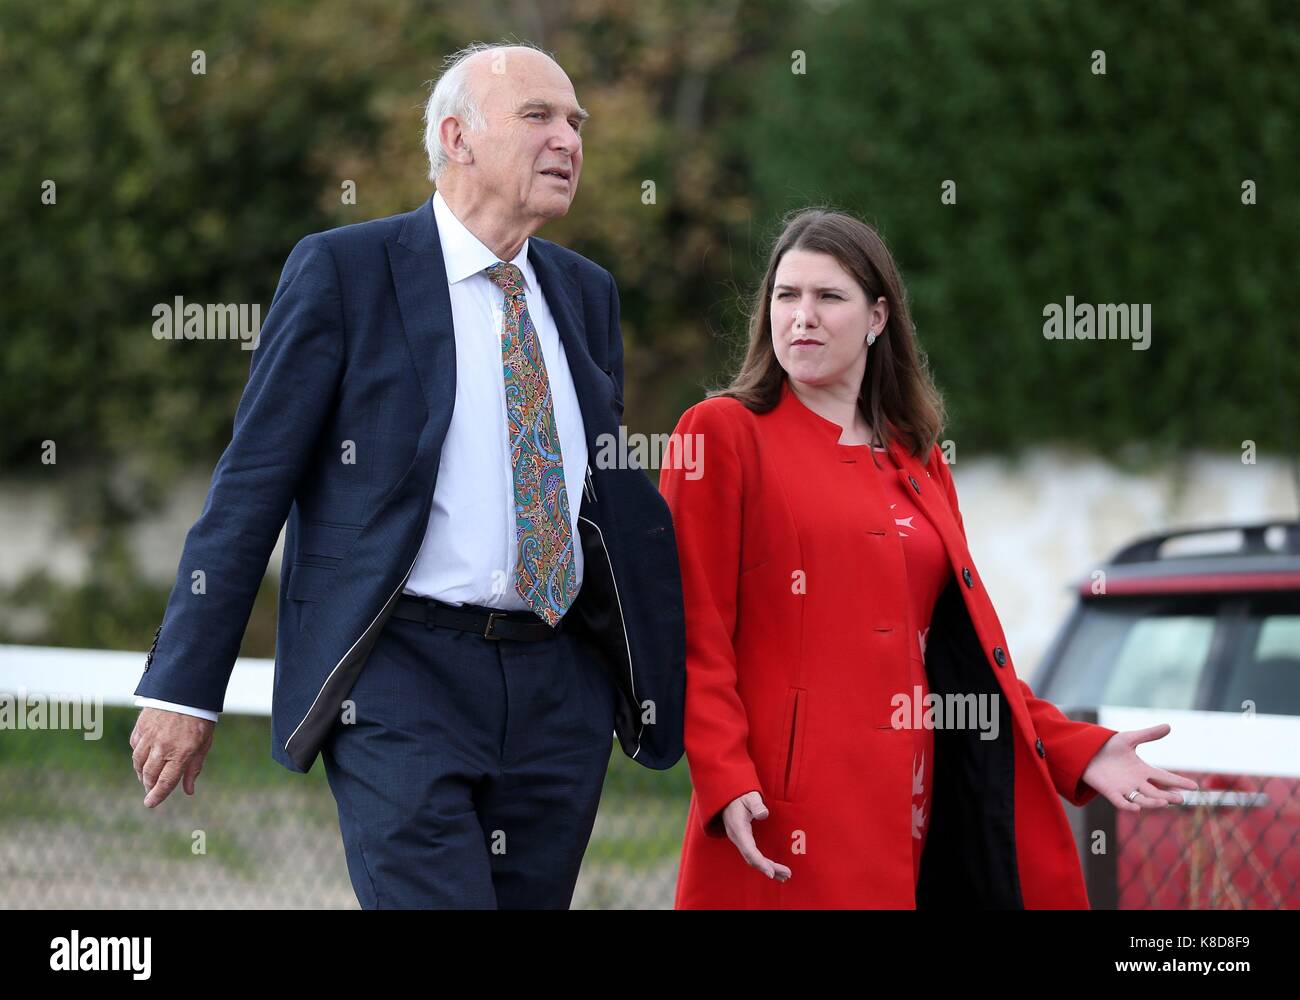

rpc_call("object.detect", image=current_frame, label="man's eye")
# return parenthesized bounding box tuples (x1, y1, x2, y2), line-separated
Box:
(528, 111, 546, 120)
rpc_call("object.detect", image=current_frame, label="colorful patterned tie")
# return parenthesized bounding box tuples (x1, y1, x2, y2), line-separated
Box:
(485, 261, 577, 627)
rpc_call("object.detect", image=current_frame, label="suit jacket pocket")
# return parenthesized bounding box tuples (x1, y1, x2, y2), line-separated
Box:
(286, 557, 339, 604)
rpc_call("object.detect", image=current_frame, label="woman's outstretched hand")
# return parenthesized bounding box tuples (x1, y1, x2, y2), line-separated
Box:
(1081, 724, 1199, 812)
(723, 791, 793, 881)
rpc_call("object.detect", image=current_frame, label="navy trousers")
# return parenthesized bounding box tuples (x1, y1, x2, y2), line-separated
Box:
(320, 610, 616, 908)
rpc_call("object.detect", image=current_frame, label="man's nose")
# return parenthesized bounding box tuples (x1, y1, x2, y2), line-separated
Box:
(550, 123, 581, 151)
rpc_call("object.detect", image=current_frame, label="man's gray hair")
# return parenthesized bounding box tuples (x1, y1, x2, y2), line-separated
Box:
(422, 40, 555, 182)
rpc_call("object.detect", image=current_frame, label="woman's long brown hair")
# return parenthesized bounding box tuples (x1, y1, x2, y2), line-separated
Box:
(713, 208, 946, 460)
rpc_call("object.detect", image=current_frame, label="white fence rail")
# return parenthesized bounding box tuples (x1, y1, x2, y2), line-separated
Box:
(4, 646, 1299, 777)
(0, 644, 274, 715)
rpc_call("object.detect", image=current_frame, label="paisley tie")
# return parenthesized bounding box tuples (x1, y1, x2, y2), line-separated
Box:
(485, 261, 577, 627)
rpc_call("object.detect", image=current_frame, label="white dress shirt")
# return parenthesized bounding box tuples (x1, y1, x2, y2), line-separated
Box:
(403, 189, 587, 606)
(137, 190, 588, 724)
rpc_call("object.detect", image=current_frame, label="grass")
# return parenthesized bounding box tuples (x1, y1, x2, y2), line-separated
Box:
(0, 707, 694, 879)
(0, 707, 694, 792)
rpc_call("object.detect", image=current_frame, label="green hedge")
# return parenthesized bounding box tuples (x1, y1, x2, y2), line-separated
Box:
(3, 0, 1295, 484)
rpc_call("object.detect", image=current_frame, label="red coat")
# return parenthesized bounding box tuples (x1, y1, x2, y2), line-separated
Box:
(659, 381, 1118, 908)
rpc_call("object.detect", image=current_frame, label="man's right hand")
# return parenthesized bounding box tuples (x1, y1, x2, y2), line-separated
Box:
(129, 708, 215, 808)
(722, 791, 792, 881)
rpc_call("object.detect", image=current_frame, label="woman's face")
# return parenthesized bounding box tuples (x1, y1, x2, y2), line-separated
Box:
(769, 248, 887, 392)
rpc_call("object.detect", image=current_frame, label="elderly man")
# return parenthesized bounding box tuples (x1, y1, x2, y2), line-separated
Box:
(130, 41, 686, 909)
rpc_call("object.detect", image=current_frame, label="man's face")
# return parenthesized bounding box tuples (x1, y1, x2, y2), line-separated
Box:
(463, 49, 586, 222)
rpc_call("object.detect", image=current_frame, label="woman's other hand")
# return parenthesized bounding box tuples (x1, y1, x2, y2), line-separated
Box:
(722, 791, 793, 881)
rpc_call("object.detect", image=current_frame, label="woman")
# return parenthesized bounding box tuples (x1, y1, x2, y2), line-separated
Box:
(658, 209, 1198, 908)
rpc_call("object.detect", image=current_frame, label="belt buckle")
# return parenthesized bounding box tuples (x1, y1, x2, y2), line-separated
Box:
(483, 611, 505, 640)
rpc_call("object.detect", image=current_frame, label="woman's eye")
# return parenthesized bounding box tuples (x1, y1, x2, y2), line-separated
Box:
(776, 292, 793, 299)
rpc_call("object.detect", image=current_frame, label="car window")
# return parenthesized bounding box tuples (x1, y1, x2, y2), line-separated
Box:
(1213, 607, 1300, 716)
(1103, 616, 1214, 709)
(1257, 615, 1300, 660)
(1042, 601, 1219, 712)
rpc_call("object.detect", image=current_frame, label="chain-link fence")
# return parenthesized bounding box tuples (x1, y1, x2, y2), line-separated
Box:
(1070, 773, 1300, 909)
(0, 644, 690, 908)
(6, 661, 1295, 909)
(0, 702, 690, 909)
(1065, 709, 1299, 909)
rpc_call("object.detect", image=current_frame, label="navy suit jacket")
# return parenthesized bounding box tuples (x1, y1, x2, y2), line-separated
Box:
(135, 194, 687, 773)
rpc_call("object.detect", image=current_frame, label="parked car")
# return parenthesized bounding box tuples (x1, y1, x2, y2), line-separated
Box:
(1033, 521, 1300, 909)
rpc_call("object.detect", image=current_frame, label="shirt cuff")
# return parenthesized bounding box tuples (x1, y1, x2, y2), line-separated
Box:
(134, 697, 219, 723)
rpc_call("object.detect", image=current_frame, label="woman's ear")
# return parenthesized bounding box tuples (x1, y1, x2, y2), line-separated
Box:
(873, 294, 891, 330)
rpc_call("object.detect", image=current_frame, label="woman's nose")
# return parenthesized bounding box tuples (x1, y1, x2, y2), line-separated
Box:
(793, 304, 819, 329)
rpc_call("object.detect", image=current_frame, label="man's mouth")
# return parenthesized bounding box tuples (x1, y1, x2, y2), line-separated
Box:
(539, 167, 571, 181)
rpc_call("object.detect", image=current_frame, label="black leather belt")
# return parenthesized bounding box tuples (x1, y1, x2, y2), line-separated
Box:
(391, 594, 557, 641)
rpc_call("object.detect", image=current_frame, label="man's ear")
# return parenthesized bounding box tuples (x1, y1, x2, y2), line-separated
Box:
(439, 117, 473, 165)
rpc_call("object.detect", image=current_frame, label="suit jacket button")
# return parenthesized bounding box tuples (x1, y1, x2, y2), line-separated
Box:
(962, 567, 974, 588)
(992, 645, 1006, 666)
(145, 624, 161, 671)
(1036, 737, 1046, 758)
(909, 475, 921, 493)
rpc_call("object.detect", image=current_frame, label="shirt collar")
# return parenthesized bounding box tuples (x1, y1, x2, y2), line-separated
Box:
(432, 189, 535, 293)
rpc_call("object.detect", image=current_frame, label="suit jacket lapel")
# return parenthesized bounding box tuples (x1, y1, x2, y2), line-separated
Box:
(387, 195, 457, 451)
(386, 196, 618, 469)
(528, 239, 620, 455)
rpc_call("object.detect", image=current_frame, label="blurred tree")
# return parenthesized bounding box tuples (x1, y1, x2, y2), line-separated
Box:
(736, 0, 1300, 459)
(2, 0, 1297, 649)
